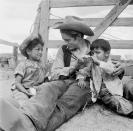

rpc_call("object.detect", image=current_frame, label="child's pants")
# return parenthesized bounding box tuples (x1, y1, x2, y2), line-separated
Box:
(99, 83, 133, 115)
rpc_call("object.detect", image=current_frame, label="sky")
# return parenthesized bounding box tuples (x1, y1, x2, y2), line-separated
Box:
(0, 0, 133, 59)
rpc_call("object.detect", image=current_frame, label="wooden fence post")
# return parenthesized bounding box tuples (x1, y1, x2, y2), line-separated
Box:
(39, 0, 50, 66)
(13, 46, 18, 67)
(87, 0, 132, 43)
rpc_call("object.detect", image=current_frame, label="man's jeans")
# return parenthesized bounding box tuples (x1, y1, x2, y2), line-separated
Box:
(45, 81, 92, 131)
(21, 79, 92, 131)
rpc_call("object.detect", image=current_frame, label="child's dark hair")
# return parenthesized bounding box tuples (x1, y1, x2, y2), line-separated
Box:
(27, 38, 43, 50)
(26, 37, 44, 58)
(90, 39, 111, 52)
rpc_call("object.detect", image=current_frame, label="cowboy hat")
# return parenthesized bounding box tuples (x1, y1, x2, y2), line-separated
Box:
(53, 16, 94, 36)
(19, 34, 43, 57)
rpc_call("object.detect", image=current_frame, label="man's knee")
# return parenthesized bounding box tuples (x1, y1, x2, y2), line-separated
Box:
(124, 80, 133, 92)
(124, 80, 133, 96)
(123, 80, 133, 101)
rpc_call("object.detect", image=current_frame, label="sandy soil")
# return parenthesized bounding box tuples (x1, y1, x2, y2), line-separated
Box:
(57, 104, 133, 131)
(0, 69, 14, 98)
(1, 70, 133, 131)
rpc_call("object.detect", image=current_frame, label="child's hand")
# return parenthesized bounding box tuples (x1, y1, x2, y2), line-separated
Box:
(91, 56, 100, 65)
(78, 79, 87, 89)
(78, 58, 84, 63)
(26, 92, 33, 97)
(49, 72, 60, 80)
(29, 88, 37, 96)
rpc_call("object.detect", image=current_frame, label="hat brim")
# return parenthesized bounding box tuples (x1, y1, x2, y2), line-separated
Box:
(54, 22, 94, 36)
(19, 37, 32, 57)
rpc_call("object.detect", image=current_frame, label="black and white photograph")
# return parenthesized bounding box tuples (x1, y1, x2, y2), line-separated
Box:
(0, 0, 133, 131)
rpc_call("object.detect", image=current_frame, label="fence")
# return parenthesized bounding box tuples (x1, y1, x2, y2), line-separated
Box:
(27, 0, 133, 65)
(0, 39, 18, 67)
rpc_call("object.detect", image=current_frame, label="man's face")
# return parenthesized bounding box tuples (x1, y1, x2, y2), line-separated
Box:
(93, 48, 110, 62)
(61, 32, 79, 50)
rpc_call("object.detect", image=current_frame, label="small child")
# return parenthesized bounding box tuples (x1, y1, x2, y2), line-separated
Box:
(90, 39, 123, 96)
(77, 39, 123, 95)
(77, 39, 133, 116)
(11, 36, 47, 106)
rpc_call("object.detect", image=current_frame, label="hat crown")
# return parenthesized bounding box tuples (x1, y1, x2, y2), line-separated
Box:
(53, 16, 86, 29)
(53, 15, 94, 36)
(64, 16, 84, 24)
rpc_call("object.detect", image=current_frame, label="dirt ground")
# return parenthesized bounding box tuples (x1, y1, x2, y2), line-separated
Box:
(1, 69, 133, 131)
(0, 70, 14, 98)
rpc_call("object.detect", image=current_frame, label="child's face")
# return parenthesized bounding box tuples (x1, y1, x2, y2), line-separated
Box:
(93, 48, 110, 62)
(27, 44, 43, 62)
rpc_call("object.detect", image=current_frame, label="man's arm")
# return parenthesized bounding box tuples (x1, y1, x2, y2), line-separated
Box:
(50, 47, 76, 80)
(112, 61, 133, 79)
(112, 61, 125, 78)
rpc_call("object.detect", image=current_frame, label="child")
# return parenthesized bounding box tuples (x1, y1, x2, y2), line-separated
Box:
(77, 39, 133, 116)
(90, 39, 123, 96)
(77, 39, 123, 94)
(11, 35, 47, 106)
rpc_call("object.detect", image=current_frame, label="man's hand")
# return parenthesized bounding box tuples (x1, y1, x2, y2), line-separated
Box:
(112, 60, 125, 76)
(25, 91, 33, 98)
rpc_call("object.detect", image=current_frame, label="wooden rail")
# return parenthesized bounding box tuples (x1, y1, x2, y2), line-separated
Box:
(49, 18, 133, 27)
(0, 39, 18, 47)
(49, 0, 133, 8)
(32, 0, 133, 65)
(87, 0, 132, 42)
(0, 39, 18, 66)
(48, 40, 133, 49)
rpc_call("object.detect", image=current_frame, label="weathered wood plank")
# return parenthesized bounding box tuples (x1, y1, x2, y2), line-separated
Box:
(0, 39, 18, 65)
(49, 18, 133, 27)
(31, 3, 41, 37)
(87, 0, 132, 42)
(13, 47, 18, 66)
(0, 39, 19, 47)
(47, 40, 133, 49)
(49, 0, 133, 8)
(109, 40, 133, 49)
(39, 0, 50, 65)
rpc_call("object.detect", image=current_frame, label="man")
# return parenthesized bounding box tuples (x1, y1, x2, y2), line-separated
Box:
(0, 16, 95, 131)
(45, 16, 98, 131)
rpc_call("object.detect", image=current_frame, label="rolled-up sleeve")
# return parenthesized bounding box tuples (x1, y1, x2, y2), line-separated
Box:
(51, 47, 64, 73)
(99, 61, 114, 74)
(14, 62, 25, 77)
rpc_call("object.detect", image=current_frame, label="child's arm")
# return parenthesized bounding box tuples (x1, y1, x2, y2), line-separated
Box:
(15, 74, 32, 97)
(92, 56, 114, 74)
(99, 61, 114, 74)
